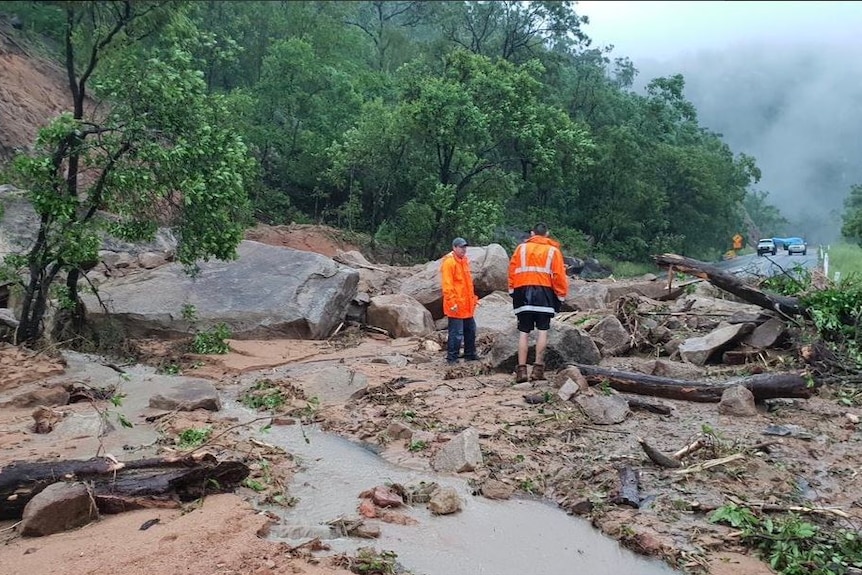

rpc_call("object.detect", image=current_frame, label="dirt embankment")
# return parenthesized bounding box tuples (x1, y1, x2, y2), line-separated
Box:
(0, 24, 71, 164)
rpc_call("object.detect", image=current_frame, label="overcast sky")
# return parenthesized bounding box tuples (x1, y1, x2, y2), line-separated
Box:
(576, 1, 862, 61)
(574, 1, 862, 243)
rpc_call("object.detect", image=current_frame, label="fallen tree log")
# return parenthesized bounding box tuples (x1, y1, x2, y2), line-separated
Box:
(573, 363, 817, 402)
(653, 253, 807, 317)
(0, 453, 249, 520)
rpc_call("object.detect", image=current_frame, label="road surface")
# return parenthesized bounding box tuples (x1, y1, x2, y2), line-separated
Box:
(713, 250, 818, 278)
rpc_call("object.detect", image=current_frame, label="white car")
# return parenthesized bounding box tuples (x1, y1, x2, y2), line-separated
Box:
(787, 240, 807, 255)
(756, 239, 776, 256)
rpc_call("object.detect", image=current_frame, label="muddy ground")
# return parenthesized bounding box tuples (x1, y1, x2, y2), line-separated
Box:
(2, 300, 860, 575)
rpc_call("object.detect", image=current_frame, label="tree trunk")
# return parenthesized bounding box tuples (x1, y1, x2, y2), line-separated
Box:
(653, 253, 807, 317)
(0, 454, 249, 520)
(573, 363, 816, 402)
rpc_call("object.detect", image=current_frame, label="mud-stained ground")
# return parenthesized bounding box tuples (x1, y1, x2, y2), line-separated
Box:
(2, 324, 860, 575)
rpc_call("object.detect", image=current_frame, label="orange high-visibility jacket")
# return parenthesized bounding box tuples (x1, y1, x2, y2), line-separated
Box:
(440, 251, 478, 319)
(508, 235, 568, 307)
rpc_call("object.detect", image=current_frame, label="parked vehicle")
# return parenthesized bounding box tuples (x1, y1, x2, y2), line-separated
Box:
(757, 238, 777, 256)
(787, 238, 807, 255)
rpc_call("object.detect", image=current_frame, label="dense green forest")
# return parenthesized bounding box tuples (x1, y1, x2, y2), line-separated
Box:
(4, 0, 789, 264)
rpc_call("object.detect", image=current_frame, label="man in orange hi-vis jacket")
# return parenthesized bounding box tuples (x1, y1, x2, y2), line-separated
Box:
(507, 223, 568, 383)
(441, 237, 479, 365)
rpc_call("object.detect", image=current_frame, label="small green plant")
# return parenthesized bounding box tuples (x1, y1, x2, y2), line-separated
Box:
(519, 477, 537, 494)
(407, 439, 428, 452)
(802, 273, 862, 367)
(109, 393, 133, 429)
(177, 427, 212, 449)
(240, 379, 287, 411)
(160, 363, 182, 375)
(709, 503, 862, 575)
(760, 265, 812, 296)
(191, 323, 231, 354)
(599, 380, 613, 396)
(182, 303, 198, 322)
(709, 503, 758, 529)
(348, 548, 399, 575)
(836, 385, 862, 406)
(242, 478, 266, 492)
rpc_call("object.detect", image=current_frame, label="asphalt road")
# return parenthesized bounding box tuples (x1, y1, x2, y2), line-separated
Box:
(713, 250, 819, 278)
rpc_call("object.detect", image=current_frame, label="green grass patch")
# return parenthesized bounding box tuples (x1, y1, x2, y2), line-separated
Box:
(240, 379, 287, 411)
(177, 427, 212, 449)
(828, 242, 862, 281)
(608, 260, 661, 278)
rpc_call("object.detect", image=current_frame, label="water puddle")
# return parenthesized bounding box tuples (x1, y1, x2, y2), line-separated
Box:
(224, 400, 679, 575)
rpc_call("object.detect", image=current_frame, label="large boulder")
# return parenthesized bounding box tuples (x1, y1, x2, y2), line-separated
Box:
(367, 293, 435, 338)
(399, 244, 509, 320)
(473, 291, 516, 336)
(82, 240, 358, 340)
(486, 320, 601, 372)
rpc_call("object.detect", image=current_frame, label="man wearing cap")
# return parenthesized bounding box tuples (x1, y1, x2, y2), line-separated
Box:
(440, 237, 480, 365)
(507, 223, 568, 382)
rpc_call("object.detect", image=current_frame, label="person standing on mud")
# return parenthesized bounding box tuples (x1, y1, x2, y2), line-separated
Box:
(507, 223, 568, 382)
(441, 237, 479, 365)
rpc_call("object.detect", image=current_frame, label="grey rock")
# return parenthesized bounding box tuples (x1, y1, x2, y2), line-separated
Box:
(486, 321, 601, 372)
(21, 482, 99, 537)
(367, 293, 434, 338)
(574, 393, 631, 425)
(679, 323, 754, 366)
(149, 378, 221, 411)
(432, 427, 483, 473)
(399, 244, 509, 319)
(82, 241, 358, 340)
(718, 385, 758, 417)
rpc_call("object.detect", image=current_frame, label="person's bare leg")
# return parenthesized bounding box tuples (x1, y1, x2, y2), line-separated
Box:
(518, 331, 530, 365)
(534, 329, 549, 365)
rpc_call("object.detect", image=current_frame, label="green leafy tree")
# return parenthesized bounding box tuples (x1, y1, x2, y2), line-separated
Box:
(8, 2, 254, 344)
(328, 49, 592, 259)
(841, 183, 862, 246)
(436, 1, 588, 63)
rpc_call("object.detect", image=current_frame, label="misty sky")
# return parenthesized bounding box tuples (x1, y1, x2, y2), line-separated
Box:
(575, 1, 862, 243)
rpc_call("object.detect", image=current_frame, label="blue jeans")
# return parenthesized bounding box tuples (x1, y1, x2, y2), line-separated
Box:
(447, 317, 477, 362)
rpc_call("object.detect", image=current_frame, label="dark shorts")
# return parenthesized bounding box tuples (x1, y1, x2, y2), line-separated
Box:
(517, 311, 552, 333)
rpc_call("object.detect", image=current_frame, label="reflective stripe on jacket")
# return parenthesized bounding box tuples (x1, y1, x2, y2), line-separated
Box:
(441, 251, 478, 319)
(507, 236, 569, 315)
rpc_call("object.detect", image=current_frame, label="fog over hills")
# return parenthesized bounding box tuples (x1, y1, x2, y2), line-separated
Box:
(577, 1, 862, 245)
(631, 41, 862, 244)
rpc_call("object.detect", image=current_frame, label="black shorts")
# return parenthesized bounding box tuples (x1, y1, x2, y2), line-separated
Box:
(517, 311, 552, 333)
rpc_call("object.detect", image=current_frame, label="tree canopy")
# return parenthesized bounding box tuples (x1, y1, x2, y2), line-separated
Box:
(3, 0, 805, 316)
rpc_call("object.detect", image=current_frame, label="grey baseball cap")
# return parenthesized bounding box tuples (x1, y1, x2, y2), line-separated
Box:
(452, 237, 468, 248)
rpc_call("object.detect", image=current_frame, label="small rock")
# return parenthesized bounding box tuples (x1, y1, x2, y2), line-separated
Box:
(428, 487, 462, 515)
(358, 499, 377, 518)
(847, 413, 860, 424)
(370, 485, 403, 508)
(351, 524, 381, 538)
(479, 479, 514, 500)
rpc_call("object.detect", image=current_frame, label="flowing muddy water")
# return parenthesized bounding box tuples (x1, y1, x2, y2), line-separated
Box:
(223, 401, 679, 575)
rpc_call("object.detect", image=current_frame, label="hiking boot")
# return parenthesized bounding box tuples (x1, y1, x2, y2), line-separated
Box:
(515, 364, 529, 383)
(529, 363, 545, 381)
